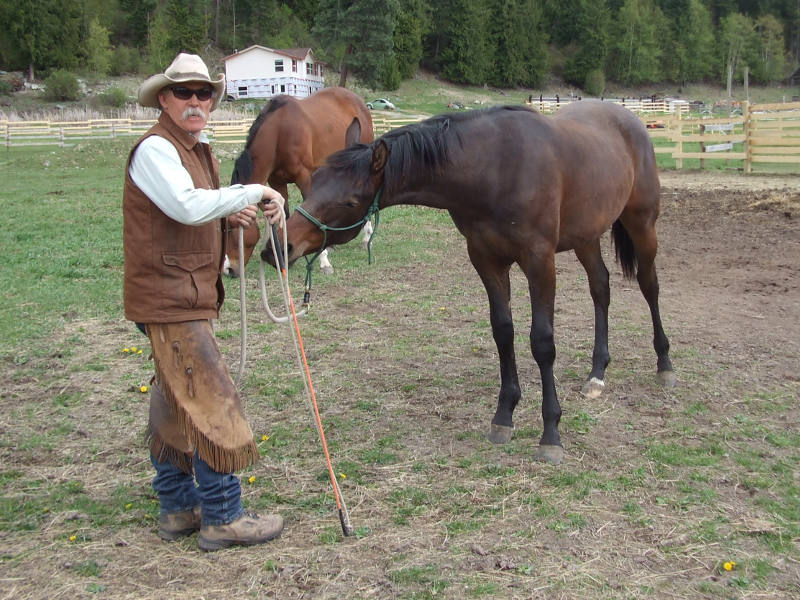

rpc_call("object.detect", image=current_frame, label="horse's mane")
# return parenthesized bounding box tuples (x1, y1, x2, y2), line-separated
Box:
(231, 96, 293, 184)
(324, 105, 528, 195)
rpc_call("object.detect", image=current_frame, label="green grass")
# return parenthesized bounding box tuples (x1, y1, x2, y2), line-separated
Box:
(1, 110, 799, 599)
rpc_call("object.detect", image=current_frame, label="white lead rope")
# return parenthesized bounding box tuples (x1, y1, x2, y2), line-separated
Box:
(233, 216, 307, 385)
(233, 214, 352, 536)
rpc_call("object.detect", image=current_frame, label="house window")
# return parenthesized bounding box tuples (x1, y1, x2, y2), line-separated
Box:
(306, 62, 313, 75)
(280, 84, 286, 93)
(237, 86, 248, 97)
(292, 59, 297, 73)
(275, 59, 284, 72)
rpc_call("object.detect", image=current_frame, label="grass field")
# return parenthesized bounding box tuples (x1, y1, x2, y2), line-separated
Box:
(1, 134, 798, 599)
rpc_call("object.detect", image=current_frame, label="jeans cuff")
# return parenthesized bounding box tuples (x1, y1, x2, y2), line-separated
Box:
(202, 507, 243, 527)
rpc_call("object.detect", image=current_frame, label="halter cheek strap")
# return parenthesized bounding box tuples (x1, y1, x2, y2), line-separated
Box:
(294, 188, 382, 288)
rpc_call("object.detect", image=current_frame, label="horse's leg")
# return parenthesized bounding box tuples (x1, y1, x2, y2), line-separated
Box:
(319, 248, 334, 274)
(468, 249, 520, 445)
(521, 251, 563, 464)
(574, 240, 611, 398)
(619, 217, 676, 388)
(361, 221, 373, 249)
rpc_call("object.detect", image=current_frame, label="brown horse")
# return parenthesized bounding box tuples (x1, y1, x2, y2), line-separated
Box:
(224, 87, 374, 277)
(265, 101, 676, 464)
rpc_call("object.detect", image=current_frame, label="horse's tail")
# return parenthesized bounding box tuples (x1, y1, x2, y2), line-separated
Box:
(612, 220, 637, 280)
(231, 149, 253, 185)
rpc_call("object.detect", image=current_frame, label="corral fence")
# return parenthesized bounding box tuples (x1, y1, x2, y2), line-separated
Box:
(3, 100, 800, 173)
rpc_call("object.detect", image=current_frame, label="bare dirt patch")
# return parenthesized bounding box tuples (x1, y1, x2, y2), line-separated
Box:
(2, 170, 799, 599)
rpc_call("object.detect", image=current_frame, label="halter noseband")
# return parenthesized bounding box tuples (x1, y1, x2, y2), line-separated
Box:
(294, 188, 382, 288)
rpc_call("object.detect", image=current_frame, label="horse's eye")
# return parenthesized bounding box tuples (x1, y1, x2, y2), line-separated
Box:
(342, 198, 359, 209)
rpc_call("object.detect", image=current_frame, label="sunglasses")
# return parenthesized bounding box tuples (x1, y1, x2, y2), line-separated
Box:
(170, 86, 214, 101)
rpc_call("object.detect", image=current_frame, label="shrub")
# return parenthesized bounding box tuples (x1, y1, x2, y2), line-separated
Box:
(44, 70, 81, 101)
(0, 80, 12, 96)
(584, 69, 606, 97)
(97, 86, 129, 108)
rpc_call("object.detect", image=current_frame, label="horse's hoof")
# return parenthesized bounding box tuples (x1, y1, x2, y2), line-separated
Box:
(581, 377, 605, 399)
(488, 424, 514, 444)
(320, 265, 334, 275)
(657, 370, 677, 389)
(534, 444, 564, 464)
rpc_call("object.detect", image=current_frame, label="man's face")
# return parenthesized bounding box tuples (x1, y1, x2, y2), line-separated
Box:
(158, 83, 214, 135)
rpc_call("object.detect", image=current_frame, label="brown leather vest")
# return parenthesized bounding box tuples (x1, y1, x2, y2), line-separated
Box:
(123, 112, 226, 323)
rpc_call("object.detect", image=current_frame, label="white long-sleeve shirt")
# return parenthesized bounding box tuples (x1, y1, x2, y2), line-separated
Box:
(129, 133, 263, 225)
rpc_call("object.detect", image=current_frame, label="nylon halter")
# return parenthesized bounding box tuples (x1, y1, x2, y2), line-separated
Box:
(294, 187, 382, 288)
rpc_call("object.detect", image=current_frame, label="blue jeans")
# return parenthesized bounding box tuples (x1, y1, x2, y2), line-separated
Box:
(151, 453, 244, 526)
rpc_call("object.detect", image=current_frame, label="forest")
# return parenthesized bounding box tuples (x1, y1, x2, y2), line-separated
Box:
(0, 0, 798, 94)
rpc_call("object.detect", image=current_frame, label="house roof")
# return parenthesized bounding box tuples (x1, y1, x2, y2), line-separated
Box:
(222, 45, 314, 62)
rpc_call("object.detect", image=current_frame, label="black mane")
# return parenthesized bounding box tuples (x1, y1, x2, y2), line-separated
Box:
(323, 105, 530, 195)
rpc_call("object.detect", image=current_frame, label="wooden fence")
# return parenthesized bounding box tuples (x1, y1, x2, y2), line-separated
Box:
(4, 101, 800, 173)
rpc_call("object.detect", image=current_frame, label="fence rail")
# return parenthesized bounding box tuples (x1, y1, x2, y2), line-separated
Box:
(4, 100, 800, 173)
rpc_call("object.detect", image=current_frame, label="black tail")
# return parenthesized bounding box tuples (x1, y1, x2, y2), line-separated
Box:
(612, 220, 637, 279)
(231, 149, 253, 185)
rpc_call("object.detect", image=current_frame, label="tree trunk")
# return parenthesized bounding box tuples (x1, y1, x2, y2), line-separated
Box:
(338, 44, 354, 88)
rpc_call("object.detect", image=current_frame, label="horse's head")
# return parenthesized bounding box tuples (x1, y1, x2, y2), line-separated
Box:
(264, 139, 387, 268)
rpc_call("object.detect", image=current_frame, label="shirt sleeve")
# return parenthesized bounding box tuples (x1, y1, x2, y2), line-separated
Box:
(129, 135, 264, 226)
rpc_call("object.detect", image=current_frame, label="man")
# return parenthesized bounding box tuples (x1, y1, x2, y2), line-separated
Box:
(123, 53, 285, 551)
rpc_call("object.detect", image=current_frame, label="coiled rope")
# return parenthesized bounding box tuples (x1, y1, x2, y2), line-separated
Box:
(233, 218, 352, 536)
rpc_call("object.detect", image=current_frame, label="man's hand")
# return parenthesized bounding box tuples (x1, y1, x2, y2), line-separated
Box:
(227, 204, 259, 229)
(258, 186, 286, 225)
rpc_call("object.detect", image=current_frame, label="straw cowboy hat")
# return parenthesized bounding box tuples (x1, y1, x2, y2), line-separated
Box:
(138, 53, 226, 111)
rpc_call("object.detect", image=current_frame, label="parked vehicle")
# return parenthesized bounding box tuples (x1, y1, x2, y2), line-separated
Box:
(366, 98, 395, 110)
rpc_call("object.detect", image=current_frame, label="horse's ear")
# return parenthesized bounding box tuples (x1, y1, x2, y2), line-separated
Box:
(371, 140, 389, 174)
(344, 117, 361, 148)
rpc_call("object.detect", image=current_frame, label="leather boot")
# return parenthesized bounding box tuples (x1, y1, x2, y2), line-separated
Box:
(158, 505, 202, 541)
(198, 512, 284, 551)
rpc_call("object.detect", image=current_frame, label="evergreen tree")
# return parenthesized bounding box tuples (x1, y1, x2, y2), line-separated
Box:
(563, 0, 610, 90)
(675, 0, 715, 83)
(439, 0, 491, 84)
(486, 0, 548, 87)
(393, 0, 431, 80)
(314, 0, 399, 88)
(0, 0, 82, 80)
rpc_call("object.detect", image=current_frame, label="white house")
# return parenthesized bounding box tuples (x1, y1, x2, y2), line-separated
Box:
(222, 45, 325, 100)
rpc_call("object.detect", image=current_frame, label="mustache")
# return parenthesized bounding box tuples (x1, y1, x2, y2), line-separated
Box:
(181, 107, 209, 120)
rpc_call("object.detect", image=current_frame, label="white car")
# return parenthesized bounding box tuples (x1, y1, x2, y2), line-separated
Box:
(366, 98, 396, 110)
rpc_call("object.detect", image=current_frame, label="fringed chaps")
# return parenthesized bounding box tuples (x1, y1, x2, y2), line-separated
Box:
(145, 320, 258, 474)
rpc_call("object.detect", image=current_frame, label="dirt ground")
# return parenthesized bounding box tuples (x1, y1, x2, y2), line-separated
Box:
(2, 169, 799, 599)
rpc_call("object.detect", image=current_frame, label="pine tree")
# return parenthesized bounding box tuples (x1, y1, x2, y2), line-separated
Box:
(314, 0, 399, 89)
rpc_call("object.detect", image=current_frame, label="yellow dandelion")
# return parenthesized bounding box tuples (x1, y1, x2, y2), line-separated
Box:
(125, 503, 132, 510)
(137, 349, 143, 355)
(69, 535, 77, 542)
(440, 306, 446, 311)
(261, 434, 269, 442)
(140, 385, 148, 393)
(123, 347, 130, 353)
(723, 561, 736, 571)
(248, 475, 256, 484)
(131, 346, 137, 352)
(339, 472, 347, 479)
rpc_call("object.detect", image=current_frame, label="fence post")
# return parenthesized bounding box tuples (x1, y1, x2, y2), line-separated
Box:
(743, 101, 751, 174)
(700, 123, 706, 170)
(675, 109, 683, 170)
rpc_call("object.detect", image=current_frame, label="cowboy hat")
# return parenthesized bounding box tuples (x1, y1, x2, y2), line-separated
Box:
(138, 53, 226, 111)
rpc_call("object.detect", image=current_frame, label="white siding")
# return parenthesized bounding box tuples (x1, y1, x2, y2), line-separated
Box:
(223, 46, 324, 100)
